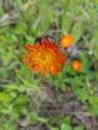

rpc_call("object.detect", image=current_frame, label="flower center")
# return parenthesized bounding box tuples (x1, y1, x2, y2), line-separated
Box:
(37, 49, 53, 67)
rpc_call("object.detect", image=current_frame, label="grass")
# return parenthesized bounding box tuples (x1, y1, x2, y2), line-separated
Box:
(0, 0, 98, 130)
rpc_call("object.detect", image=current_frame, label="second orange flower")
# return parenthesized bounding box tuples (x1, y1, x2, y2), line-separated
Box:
(60, 34, 72, 48)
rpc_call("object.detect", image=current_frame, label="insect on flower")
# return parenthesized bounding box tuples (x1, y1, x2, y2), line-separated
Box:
(22, 36, 66, 76)
(35, 35, 54, 45)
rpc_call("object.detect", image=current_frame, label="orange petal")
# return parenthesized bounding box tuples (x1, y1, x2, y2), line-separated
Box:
(41, 38, 48, 47)
(24, 44, 36, 51)
(35, 42, 41, 48)
(28, 64, 40, 74)
(42, 69, 49, 76)
(57, 58, 65, 66)
(50, 43, 56, 48)
(22, 53, 31, 57)
(50, 65, 60, 75)
(54, 48, 60, 53)
(57, 53, 66, 57)
(22, 58, 30, 64)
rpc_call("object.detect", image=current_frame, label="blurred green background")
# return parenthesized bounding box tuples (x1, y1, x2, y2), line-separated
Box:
(0, 0, 98, 130)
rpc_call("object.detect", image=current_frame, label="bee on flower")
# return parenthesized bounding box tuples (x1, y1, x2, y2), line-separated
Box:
(22, 36, 66, 76)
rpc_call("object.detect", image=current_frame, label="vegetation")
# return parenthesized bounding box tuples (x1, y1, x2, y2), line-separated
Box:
(0, 0, 98, 130)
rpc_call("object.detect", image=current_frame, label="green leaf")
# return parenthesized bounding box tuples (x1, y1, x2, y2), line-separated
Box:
(72, 22, 84, 43)
(28, 111, 38, 125)
(61, 124, 72, 130)
(38, 117, 48, 123)
(61, 0, 70, 32)
(50, 127, 59, 130)
(13, 21, 26, 35)
(0, 92, 11, 103)
(73, 126, 84, 130)
(2, 122, 15, 130)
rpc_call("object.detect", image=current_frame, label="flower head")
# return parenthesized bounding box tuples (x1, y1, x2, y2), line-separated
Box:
(22, 38, 65, 76)
(71, 60, 81, 72)
(60, 34, 72, 48)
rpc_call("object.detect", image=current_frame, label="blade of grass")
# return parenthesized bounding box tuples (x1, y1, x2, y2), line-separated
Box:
(60, 0, 70, 33)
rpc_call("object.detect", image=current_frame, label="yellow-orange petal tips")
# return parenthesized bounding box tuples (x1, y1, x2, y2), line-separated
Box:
(71, 60, 81, 72)
(60, 34, 72, 48)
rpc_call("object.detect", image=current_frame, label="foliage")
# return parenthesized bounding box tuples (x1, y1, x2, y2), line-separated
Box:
(0, 0, 98, 130)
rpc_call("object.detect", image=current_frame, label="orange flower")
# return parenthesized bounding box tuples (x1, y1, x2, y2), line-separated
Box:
(22, 38, 65, 76)
(71, 60, 81, 72)
(60, 34, 72, 48)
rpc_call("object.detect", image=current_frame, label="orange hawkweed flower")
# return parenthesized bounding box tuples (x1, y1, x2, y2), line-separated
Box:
(22, 38, 65, 76)
(71, 60, 81, 72)
(60, 34, 72, 48)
